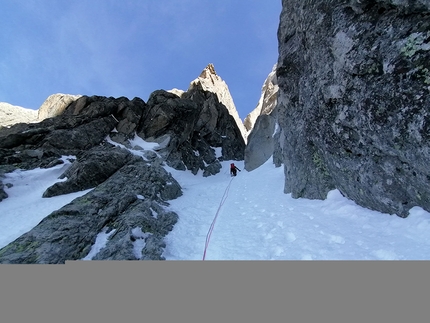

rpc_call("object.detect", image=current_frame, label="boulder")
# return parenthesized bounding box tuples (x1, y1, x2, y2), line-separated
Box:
(183, 84, 246, 161)
(92, 200, 178, 260)
(0, 95, 148, 170)
(115, 97, 146, 137)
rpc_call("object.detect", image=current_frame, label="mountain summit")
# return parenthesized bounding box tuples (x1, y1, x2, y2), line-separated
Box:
(188, 64, 247, 140)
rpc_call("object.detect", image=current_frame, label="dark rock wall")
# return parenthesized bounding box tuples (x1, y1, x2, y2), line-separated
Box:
(0, 158, 181, 263)
(137, 88, 245, 176)
(0, 86, 245, 263)
(277, 0, 430, 216)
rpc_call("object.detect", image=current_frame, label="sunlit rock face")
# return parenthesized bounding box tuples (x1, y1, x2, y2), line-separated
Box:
(188, 63, 247, 140)
(244, 64, 280, 171)
(276, 0, 430, 217)
(244, 64, 278, 134)
(37, 93, 82, 121)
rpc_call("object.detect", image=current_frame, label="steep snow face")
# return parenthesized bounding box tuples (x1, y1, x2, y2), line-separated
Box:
(0, 158, 91, 248)
(162, 159, 430, 260)
(188, 64, 247, 141)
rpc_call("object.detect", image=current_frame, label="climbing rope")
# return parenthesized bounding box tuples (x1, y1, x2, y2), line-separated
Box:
(202, 176, 235, 260)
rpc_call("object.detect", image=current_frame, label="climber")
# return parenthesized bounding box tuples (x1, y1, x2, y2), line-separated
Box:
(230, 163, 241, 177)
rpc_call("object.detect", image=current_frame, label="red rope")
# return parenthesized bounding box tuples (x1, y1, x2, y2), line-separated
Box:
(202, 177, 234, 260)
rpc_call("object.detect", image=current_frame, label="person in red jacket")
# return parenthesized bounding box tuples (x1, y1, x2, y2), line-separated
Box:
(230, 163, 241, 177)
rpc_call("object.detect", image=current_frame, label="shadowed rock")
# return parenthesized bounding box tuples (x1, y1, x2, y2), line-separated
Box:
(276, 0, 430, 217)
(244, 64, 279, 135)
(138, 87, 245, 176)
(43, 145, 133, 197)
(0, 158, 182, 264)
(245, 114, 277, 172)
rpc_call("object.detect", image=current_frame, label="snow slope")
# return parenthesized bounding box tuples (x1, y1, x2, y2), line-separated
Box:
(1, 153, 430, 260)
(0, 157, 92, 248)
(163, 160, 430, 260)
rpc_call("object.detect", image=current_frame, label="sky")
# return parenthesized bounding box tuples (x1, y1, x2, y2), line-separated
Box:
(0, 0, 281, 120)
(2, 137, 430, 260)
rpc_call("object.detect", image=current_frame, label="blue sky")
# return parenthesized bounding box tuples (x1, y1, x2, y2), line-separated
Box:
(0, 1, 281, 120)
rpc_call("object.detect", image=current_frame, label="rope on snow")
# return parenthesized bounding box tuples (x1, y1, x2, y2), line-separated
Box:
(202, 176, 235, 260)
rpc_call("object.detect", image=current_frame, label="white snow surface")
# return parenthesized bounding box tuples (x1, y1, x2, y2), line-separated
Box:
(0, 157, 92, 248)
(163, 160, 430, 260)
(1, 152, 430, 260)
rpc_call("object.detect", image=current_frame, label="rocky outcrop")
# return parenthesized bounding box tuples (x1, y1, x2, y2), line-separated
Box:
(0, 102, 38, 128)
(42, 145, 134, 198)
(136, 88, 245, 176)
(37, 93, 82, 121)
(0, 96, 186, 263)
(0, 157, 181, 263)
(276, 0, 430, 217)
(183, 84, 246, 162)
(188, 64, 247, 140)
(0, 66, 246, 263)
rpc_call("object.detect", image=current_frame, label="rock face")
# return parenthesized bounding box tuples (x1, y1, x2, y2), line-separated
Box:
(137, 88, 245, 175)
(0, 94, 81, 129)
(0, 157, 181, 263)
(189, 64, 247, 140)
(0, 67, 245, 263)
(244, 64, 281, 171)
(0, 102, 38, 127)
(244, 64, 279, 133)
(276, 0, 430, 217)
(244, 114, 278, 171)
(37, 93, 82, 121)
